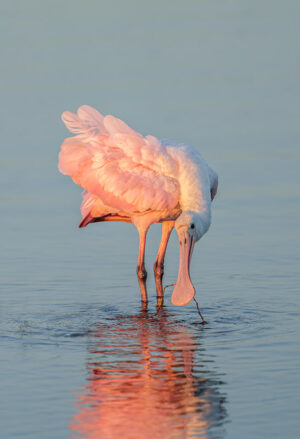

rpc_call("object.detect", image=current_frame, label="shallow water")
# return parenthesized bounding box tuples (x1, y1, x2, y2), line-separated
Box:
(1, 1, 300, 438)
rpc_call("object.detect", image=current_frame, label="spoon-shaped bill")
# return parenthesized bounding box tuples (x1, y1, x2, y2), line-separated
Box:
(171, 231, 195, 306)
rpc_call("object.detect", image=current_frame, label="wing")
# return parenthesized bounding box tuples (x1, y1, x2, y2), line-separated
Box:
(58, 105, 179, 213)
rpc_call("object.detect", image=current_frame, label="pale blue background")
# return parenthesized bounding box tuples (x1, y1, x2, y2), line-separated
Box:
(1, 1, 299, 438)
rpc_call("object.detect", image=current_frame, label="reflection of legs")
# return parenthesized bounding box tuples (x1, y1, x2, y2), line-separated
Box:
(136, 226, 149, 303)
(154, 221, 175, 301)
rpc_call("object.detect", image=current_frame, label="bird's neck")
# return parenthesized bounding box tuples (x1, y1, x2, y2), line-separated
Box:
(176, 151, 211, 213)
(165, 143, 213, 235)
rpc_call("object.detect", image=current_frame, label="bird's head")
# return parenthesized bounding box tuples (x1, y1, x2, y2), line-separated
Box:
(175, 211, 207, 242)
(172, 211, 210, 306)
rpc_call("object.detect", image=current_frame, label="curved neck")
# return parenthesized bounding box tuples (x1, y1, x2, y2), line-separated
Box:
(175, 149, 212, 214)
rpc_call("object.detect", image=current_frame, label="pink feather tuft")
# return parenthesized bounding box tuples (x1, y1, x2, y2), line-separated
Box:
(61, 105, 106, 137)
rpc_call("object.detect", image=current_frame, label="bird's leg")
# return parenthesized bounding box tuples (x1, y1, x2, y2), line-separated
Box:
(137, 277, 148, 305)
(136, 226, 149, 303)
(137, 227, 148, 280)
(154, 221, 175, 304)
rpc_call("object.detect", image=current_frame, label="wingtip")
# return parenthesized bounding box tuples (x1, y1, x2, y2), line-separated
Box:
(78, 213, 94, 228)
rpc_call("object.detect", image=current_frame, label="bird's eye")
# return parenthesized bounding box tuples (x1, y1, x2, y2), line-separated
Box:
(191, 223, 195, 229)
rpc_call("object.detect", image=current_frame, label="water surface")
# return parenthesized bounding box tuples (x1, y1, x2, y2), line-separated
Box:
(1, 1, 300, 438)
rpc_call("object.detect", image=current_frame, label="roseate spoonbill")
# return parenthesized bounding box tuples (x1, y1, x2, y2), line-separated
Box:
(58, 105, 218, 306)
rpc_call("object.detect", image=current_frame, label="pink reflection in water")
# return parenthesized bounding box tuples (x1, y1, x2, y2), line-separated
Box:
(70, 310, 225, 439)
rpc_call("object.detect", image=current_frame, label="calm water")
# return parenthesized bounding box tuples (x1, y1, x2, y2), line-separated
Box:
(1, 1, 300, 438)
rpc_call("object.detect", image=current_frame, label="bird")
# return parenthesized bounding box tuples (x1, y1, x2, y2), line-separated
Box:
(58, 105, 218, 307)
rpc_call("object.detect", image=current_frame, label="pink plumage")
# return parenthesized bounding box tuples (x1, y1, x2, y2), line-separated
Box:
(58, 105, 218, 311)
(59, 106, 179, 213)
